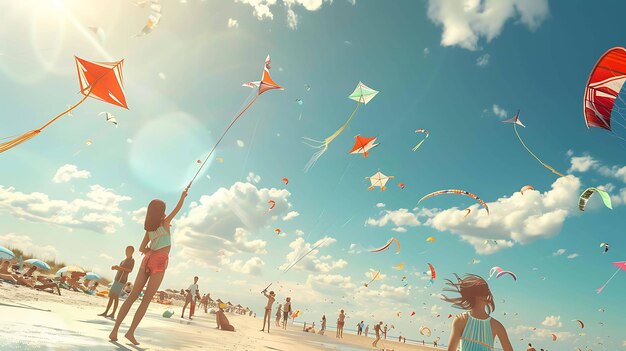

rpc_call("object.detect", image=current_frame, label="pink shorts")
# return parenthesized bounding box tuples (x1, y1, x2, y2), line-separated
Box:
(142, 250, 168, 275)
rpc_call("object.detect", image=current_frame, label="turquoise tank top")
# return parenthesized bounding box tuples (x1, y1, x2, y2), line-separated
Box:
(148, 226, 171, 251)
(460, 313, 494, 351)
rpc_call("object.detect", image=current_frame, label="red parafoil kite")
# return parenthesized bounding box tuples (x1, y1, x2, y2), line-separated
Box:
(268, 200, 276, 210)
(369, 237, 400, 254)
(398, 183, 405, 189)
(584, 47, 626, 131)
(418, 189, 490, 215)
(282, 177, 289, 185)
(349, 135, 379, 157)
(275, 228, 281, 234)
(0, 57, 128, 153)
(520, 185, 535, 195)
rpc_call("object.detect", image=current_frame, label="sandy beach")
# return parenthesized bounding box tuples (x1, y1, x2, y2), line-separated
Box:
(0, 283, 441, 351)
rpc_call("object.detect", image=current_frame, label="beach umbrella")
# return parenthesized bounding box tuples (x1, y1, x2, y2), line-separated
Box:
(227, 301, 233, 306)
(55, 265, 85, 276)
(24, 259, 51, 270)
(0, 246, 15, 260)
(85, 272, 101, 280)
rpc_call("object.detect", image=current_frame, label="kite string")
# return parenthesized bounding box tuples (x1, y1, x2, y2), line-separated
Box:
(513, 123, 565, 177)
(189, 95, 259, 186)
(598, 267, 621, 292)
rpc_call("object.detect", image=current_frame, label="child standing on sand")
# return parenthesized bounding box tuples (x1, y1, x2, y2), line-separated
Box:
(282, 297, 291, 329)
(99, 246, 135, 319)
(443, 274, 513, 351)
(336, 309, 345, 338)
(260, 290, 275, 332)
(109, 187, 189, 345)
(275, 303, 283, 327)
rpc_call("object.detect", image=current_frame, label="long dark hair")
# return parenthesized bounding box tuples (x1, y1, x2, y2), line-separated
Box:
(144, 199, 166, 231)
(442, 274, 495, 314)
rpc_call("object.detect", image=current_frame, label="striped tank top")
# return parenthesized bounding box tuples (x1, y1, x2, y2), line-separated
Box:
(460, 313, 494, 351)
(148, 225, 171, 251)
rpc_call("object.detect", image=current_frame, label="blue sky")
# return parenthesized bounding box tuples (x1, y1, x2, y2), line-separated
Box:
(1, 0, 625, 349)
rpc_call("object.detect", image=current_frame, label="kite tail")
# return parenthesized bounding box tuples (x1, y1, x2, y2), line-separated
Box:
(596, 267, 621, 294)
(303, 102, 361, 172)
(0, 93, 90, 154)
(412, 139, 426, 152)
(189, 95, 259, 186)
(514, 124, 565, 177)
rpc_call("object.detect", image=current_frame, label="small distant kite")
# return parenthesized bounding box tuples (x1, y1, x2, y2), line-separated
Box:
(366, 171, 394, 191)
(216, 157, 224, 163)
(426, 263, 436, 286)
(349, 135, 379, 157)
(418, 189, 489, 215)
(267, 200, 276, 210)
(520, 185, 535, 195)
(489, 266, 517, 281)
(392, 262, 404, 270)
(364, 270, 381, 288)
(551, 333, 557, 341)
(304, 84, 311, 91)
(304, 81, 378, 171)
(463, 208, 471, 219)
(85, 139, 93, 146)
(274, 228, 281, 235)
(99, 112, 118, 127)
(398, 183, 405, 189)
(282, 177, 289, 185)
(426, 236, 436, 243)
(135, 0, 162, 37)
(411, 311, 416, 317)
(600, 242, 609, 253)
(412, 129, 429, 151)
(419, 326, 431, 337)
(296, 98, 303, 106)
(503, 111, 564, 177)
(575, 319, 585, 329)
(369, 237, 400, 254)
(196, 160, 201, 164)
(447, 314, 452, 319)
(579, 187, 612, 211)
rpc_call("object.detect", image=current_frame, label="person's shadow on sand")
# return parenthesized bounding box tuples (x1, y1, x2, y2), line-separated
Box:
(109, 340, 148, 351)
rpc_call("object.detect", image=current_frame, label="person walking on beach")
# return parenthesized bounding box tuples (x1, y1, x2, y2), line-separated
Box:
(260, 289, 275, 332)
(181, 276, 199, 319)
(282, 297, 291, 329)
(109, 187, 189, 345)
(275, 303, 282, 327)
(383, 324, 388, 339)
(443, 274, 513, 351)
(336, 309, 345, 338)
(372, 321, 383, 347)
(365, 324, 369, 337)
(99, 246, 135, 319)
(357, 320, 362, 335)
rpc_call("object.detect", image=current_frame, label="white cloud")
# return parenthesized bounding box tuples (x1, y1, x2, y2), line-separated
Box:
(392, 227, 407, 233)
(294, 229, 304, 236)
(552, 248, 566, 256)
(99, 253, 113, 260)
(376, 202, 386, 208)
(567, 253, 579, 259)
(426, 176, 582, 254)
(542, 315, 562, 327)
(229, 256, 265, 275)
(246, 172, 261, 184)
(235, 0, 326, 29)
(348, 243, 361, 254)
(431, 304, 443, 315)
(0, 185, 131, 234)
(173, 182, 292, 269)
(236, 139, 245, 147)
(52, 164, 91, 183)
(131, 206, 147, 225)
(227, 18, 239, 29)
(307, 273, 356, 290)
(279, 236, 346, 273)
(426, 0, 549, 50)
(366, 209, 420, 228)
(492, 104, 508, 119)
(569, 155, 598, 173)
(476, 53, 490, 67)
(282, 211, 300, 221)
(511, 325, 574, 341)
(0, 233, 58, 260)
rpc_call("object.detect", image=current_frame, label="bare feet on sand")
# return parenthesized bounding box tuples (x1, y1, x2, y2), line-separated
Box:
(108, 332, 117, 342)
(98, 312, 107, 317)
(125, 332, 140, 345)
(106, 314, 115, 319)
